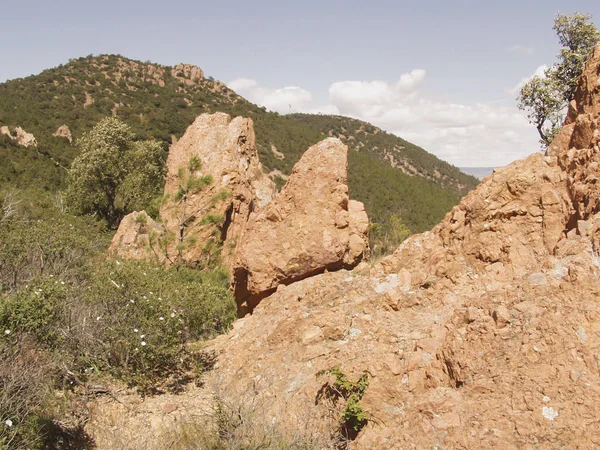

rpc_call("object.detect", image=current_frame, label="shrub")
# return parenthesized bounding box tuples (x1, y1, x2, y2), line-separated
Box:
(0, 340, 58, 450)
(316, 366, 370, 441)
(76, 259, 236, 392)
(0, 278, 67, 348)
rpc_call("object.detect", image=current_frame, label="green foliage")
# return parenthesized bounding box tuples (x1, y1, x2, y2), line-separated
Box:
(81, 260, 236, 392)
(0, 190, 108, 293)
(369, 214, 411, 259)
(154, 156, 221, 269)
(518, 12, 600, 146)
(0, 192, 236, 441)
(0, 279, 66, 347)
(348, 150, 460, 235)
(65, 117, 166, 227)
(317, 366, 370, 434)
(287, 114, 477, 197)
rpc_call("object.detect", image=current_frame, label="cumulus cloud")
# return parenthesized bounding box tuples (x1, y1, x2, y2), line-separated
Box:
(228, 69, 541, 167)
(228, 78, 313, 113)
(507, 65, 548, 97)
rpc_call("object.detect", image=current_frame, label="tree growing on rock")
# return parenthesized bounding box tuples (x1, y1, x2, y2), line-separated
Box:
(149, 156, 227, 270)
(517, 12, 600, 147)
(66, 118, 166, 227)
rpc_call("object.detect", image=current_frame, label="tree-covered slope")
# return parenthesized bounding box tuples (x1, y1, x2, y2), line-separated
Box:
(0, 54, 479, 234)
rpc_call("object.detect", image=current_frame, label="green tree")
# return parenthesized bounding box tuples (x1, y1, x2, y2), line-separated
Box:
(65, 117, 166, 227)
(518, 12, 600, 147)
(150, 156, 220, 270)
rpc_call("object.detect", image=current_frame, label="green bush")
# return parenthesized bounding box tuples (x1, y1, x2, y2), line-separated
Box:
(78, 259, 236, 392)
(0, 279, 67, 348)
(316, 366, 370, 438)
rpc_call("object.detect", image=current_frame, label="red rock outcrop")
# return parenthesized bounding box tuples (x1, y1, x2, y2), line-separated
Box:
(171, 63, 204, 84)
(232, 138, 369, 309)
(1, 125, 37, 147)
(53, 124, 73, 143)
(109, 113, 276, 268)
(200, 45, 600, 448)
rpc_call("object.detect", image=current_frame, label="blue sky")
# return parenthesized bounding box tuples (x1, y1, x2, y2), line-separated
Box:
(2, 0, 599, 166)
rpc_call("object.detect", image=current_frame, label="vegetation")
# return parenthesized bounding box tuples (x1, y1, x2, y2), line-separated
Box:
(66, 117, 166, 227)
(317, 366, 370, 441)
(166, 395, 329, 450)
(0, 189, 236, 449)
(150, 155, 224, 270)
(517, 12, 600, 146)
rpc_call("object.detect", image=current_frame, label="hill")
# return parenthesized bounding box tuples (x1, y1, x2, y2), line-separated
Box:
(0, 54, 479, 236)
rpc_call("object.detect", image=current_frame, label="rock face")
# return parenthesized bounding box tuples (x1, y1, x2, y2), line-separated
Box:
(108, 211, 160, 260)
(199, 45, 600, 448)
(232, 138, 369, 308)
(171, 64, 204, 84)
(110, 113, 276, 268)
(53, 124, 73, 143)
(1, 125, 37, 147)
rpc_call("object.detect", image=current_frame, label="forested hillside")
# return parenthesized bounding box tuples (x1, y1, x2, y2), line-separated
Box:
(0, 54, 478, 236)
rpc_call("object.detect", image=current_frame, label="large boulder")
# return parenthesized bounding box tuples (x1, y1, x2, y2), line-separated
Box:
(232, 138, 369, 309)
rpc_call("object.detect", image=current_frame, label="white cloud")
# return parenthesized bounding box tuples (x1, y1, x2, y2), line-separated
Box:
(228, 69, 542, 167)
(228, 79, 313, 113)
(507, 65, 548, 97)
(507, 44, 535, 56)
(228, 78, 258, 91)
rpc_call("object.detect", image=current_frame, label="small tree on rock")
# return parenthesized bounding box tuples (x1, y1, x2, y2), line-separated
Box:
(149, 156, 227, 270)
(517, 12, 600, 147)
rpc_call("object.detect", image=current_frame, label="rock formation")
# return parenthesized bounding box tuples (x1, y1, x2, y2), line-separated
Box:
(108, 211, 160, 260)
(198, 44, 600, 448)
(111, 114, 369, 288)
(0, 125, 37, 147)
(232, 138, 369, 308)
(53, 124, 73, 143)
(171, 63, 204, 84)
(109, 113, 276, 268)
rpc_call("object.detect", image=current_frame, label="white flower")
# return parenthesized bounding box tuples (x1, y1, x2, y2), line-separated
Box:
(96, 316, 101, 321)
(5, 419, 12, 427)
(159, 317, 164, 321)
(133, 328, 138, 333)
(130, 299, 135, 304)
(143, 296, 147, 299)
(141, 341, 146, 346)
(60, 281, 65, 285)
(4, 330, 10, 335)
(134, 347, 138, 351)
(170, 312, 175, 318)
(140, 334, 145, 339)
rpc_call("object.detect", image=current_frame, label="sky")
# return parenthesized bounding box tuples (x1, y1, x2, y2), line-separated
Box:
(2, 0, 600, 167)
